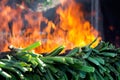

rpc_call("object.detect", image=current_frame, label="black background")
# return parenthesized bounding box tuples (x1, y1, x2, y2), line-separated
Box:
(100, 0, 120, 47)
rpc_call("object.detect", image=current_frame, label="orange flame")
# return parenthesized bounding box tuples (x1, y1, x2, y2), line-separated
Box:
(0, 0, 101, 53)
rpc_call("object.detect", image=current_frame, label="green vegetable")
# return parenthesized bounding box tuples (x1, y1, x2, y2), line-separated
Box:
(66, 47, 79, 57)
(100, 52, 117, 57)
(0, 68, 11, 79)
(0, 41, 120, 80)
(87, 57, 100, 65)
(22, 41, 41, 52)
(46, 45, 65, 56)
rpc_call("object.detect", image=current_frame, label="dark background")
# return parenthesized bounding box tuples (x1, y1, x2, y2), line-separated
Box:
(100, 0, 120, 47)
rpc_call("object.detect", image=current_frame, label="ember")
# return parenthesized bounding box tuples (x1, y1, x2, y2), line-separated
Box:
(0, 0, 101, 53)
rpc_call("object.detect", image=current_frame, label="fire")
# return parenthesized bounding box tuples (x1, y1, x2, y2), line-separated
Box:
(0, 0, 101, 53)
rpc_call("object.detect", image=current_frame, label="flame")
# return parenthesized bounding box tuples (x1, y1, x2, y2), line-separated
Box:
(0, 0, 101, 53)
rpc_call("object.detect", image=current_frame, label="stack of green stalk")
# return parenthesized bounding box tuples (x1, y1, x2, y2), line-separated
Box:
(0, 40, 120, 80)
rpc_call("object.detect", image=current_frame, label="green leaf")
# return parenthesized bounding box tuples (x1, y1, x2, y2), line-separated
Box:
(87, 57, 100, 65)
(100, 52, 117, 57)
(82, 50, 92, 59)
(95, 70, 104, 80)
(66, 47, 79, 57)
(93, 57, 105, 65)
(72, 64, 95, 72)
(105, 72, 114, 80)
(46, 45, 65, 56)
(22, 41, 41, 52)
(0, 68, 11, 79)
